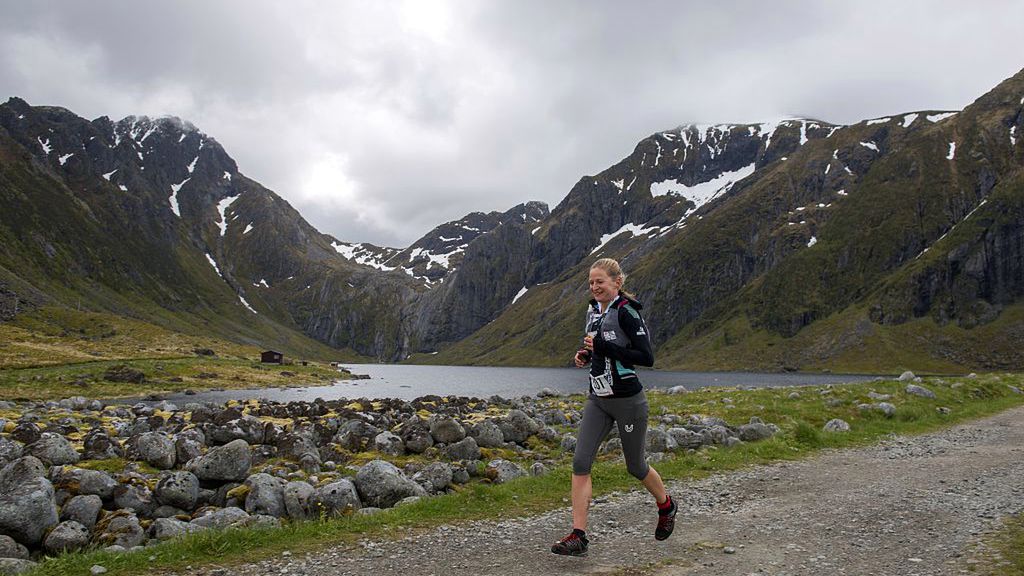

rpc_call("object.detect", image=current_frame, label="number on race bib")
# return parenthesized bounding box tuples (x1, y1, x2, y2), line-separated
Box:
(589, 373, 614, 397)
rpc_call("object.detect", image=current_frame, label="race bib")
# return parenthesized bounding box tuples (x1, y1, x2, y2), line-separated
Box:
(589, 373, 614, 397)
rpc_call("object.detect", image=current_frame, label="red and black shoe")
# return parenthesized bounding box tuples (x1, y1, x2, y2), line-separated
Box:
(655, 496, 677, 541)
(551, 530, 589, 556)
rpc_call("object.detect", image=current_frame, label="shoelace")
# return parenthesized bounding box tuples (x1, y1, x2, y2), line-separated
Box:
(556, 533, 582, 548)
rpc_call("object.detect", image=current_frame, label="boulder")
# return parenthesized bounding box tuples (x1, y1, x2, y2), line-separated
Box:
(429, 418, 466, 444)
(442, 436, 480, 461)
(823, 419, 850, 432)
(485, 459, 526, 484)
(113, 483, 157, 517)
(0, 457, 58, 547)
(898, 371, 916, 382)
(560, 434, 577, 452)
(498, 410, 541, 444)
(154, 471, 200, 511)
(62, 468, 117, 500)
(103, 365, 145, 383)
(332, 420, 381, 452)
(190, 507, 250, 529)
(10, 423, 40, 446)
(0, 559, 36, 575)
(94, 512, 145, 548)
(42, 520, 90, 554)
(243, 473, 287, 518)
(0, 535, 29, 560)
(206, 417, 265, 446)
(275, 432, 319, 461)
(738, 421, 775, 442)
(149, 518, 205, 541)
(468, 416, 503, 448)
(188, 439, 251, 482)
(668, 427, 705, 450)
(353, 460, 426, 509)
(60, 495, 103, 529)
(26, 433, 79, 466)
(701, 425, 731, 445)
(905, 384, 936, 399)
(412, 462, 453, 493)
(876, 402, 897, 417)
(312, 479, 362, 517)
(373, 432, 405, 456)
(127, 432, 176, 470)
(0, 439, 23, 467)
(646, 429, 677, 453)
(283, 481, 316, 521)
(399, 427, 434, 454)
(81, 431, 124, 460)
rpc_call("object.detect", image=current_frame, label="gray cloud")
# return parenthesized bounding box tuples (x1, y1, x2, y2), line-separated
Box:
(2, 0, 1022, 247)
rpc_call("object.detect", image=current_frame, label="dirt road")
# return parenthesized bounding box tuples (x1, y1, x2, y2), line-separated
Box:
(219, 406, 1024, 576)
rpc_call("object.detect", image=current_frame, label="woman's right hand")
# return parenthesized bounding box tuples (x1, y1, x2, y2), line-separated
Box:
(574, 350, 588, 368)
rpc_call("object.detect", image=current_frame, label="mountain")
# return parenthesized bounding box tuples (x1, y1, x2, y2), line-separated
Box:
(2, 67, 1023, 371)
(431, 68, 1024, 372)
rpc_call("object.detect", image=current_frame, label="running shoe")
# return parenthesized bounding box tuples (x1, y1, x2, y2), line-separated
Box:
(551, 531, 589, 556)
(655, 498, 677, 541)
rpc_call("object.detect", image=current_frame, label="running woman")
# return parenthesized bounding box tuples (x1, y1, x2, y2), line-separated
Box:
(551, 258, 676, 556)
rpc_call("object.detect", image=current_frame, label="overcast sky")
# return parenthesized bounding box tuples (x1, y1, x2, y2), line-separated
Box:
(2, 1, 1022, 247)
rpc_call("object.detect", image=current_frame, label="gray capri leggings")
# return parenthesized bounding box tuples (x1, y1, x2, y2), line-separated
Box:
(572, 391, 650, 480)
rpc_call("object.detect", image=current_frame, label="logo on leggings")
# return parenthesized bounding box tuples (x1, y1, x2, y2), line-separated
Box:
(624, 424, 634, 433)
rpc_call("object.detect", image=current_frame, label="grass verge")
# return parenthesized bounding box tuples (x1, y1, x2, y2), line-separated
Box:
(26, 374, 1024, 576)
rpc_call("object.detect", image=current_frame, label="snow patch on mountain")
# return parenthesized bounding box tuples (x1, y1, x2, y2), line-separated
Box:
(902, 113, 919, 128)
(511, 286, 529, 305)
(590, 222, 661, 255)
(102, 169, 117, 181)
(926, 112, 957, 123)
(947, 142, 956, 160)
(58, 153, 74, 165)
(217, 195, 240, 236)
(332, 242, 397, 272)
(169, 178, 190, 217)
(37, 137, 51, 154)
(650, 163, 756, 216)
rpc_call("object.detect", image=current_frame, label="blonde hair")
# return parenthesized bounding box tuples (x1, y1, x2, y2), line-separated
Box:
(591, 258, 635, 300)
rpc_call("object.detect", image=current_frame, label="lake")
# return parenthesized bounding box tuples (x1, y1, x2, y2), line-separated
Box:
(155, 364, 883, 404)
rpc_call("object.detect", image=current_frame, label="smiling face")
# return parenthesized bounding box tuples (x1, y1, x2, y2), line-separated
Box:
(589, 266, 622, 305)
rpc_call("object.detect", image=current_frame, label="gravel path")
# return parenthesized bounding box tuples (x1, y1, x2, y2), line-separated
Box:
(207, 406, 1024, 576)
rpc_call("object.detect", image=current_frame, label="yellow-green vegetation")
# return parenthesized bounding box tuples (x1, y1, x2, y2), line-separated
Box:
(0, 307, 352, 400)
(25, 373, 1024, 576)
(970, 514, 1024, 575)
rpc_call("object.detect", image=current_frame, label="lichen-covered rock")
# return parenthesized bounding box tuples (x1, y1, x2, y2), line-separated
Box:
(26, 433, 79, 466)
(154, 471, 199, 511)
(467, 420, 504, 448)
(738, 420, 775, 442)
(60, 494, 103, 529)
(94, 511, 145, 548)
(0, 535, 29, 560)
(667, 427, 705, 450)
(0, 558, 36, 575)
(149, 517, 205, 541)
(113, 483, 157, 518)
(57, 468, 117, 500)
(81, 431, 124, 460)
(498, 410, 541, 444)
(905, 384, 936, 399)
(332, 420, 381, 452)
(0, 456, 58, 547)
(127, 432, 176, 470)
(43, 520, 90, 554)
(313, 479, 361, 517)
(243, 473, 287, 518)
(190, 507, 250, 529)
(442, 436, 480, 461)
(412, 462, 453, 493)
(353, 460, 425, 509)
(187, 439, 251, 482)
(0, 439, 23, 467)
(485, 459, 526, 484)
(283, 481, 316, 521)
(824, 419, 851, 432)
(645, 429, 677, 453)
(373, 431, 405, 456)
(429, 417, 466, 444)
